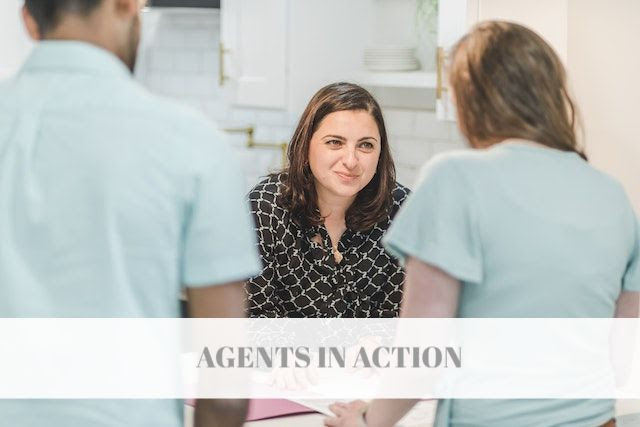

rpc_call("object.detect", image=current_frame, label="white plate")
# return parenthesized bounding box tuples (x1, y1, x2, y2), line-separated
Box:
(365, 59, 420, 66)
(365, 62, 420, 71)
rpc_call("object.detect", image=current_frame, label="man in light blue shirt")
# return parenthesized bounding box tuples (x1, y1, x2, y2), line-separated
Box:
(0, 0, 261, 425)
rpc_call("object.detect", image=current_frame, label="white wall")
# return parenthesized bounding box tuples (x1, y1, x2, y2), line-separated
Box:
(0, 0, 34, 79)
(567, 0, 640, 211)
(477, 0, 569, 62)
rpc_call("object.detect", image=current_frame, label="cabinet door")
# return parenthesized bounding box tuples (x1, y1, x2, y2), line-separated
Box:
(287, 0, 373, 113)
(220, 0, 287, 108)
(436, 0, 477, 120)
(0, 0, 34, 79)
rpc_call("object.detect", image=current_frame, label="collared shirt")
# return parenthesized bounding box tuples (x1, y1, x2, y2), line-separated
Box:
(246, 173, 410, 318)
(0, 41, 261, 426)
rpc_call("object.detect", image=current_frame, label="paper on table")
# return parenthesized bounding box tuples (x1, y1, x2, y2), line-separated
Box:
(290, 399, 436, 427)
(185, 398, 317, 422)
(246, 399, 316, 421)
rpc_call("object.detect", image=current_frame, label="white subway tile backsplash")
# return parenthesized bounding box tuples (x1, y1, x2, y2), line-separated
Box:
(395, 163, 420, 189)
(285, 112, 302, 127)
(147, 73, 186, 96)
(252, 127, 275, 142)
(271, 126, 294, 143)
(147, 48, 174, 71)
(173, 50, 202, 73)
(383, 109, 416, 138)
(183, 74, 218, 97)
(224, 132, 250, 149)
(413, 111, 452, 140)
(450, 126, 467, 145)
(430, 140, 469, 158)
(255, 109, 288, 126)
(164, 10, 217, 29)
(390, 138, 432, 169)
(235, 149, 282, 190)
(152, 27, 185, 47)
(183, 29, 217, 47)
(230, 109, 258, 126)
(202, 101, 230, 121)
(201, 50, 219, 73)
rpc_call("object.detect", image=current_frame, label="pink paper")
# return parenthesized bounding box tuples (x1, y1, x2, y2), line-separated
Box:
(246, 399, 317, 421)
(185, 399, 317, 421)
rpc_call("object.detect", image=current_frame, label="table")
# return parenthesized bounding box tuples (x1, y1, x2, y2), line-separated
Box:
(184, 400, 640, 426)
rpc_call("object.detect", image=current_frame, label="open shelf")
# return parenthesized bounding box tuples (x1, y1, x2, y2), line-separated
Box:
(356, 70, 437, 89)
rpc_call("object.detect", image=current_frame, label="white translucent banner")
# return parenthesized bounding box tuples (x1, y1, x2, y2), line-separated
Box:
(0, 318, 638, 399)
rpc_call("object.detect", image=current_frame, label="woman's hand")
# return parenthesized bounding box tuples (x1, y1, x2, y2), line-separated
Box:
(345, 336, 383, 378)
(324, 400, 368, 427)
(267, 359, 318, 390)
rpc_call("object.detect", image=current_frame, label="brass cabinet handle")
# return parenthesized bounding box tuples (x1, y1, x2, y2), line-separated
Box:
(223, 126, 254, 140)
(218, 42, 230, 86)
(436, 46, 448, 100)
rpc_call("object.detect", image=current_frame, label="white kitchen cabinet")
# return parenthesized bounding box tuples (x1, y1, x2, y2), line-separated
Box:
(220, 0, 374, 111)
(435, 0, 570, 120)
(220, 0, 287, 109)
(0, 0, 34, 79)
(220, 0, 569, 114)
(435, 0, 477, 120)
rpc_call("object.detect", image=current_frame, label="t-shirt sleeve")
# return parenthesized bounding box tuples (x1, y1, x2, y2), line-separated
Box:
(181, 129, 262, 288)
(623, 216, 640, 292)
(383, 156, 483, 283)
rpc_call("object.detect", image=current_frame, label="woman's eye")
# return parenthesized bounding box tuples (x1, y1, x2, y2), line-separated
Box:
(326, 139, 342, 146)
(359, 141, 374, 150)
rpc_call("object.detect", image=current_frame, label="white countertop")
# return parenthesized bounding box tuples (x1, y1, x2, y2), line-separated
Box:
(184, 400, 640, 427)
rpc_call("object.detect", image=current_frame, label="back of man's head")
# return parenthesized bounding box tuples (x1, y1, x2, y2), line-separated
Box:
(23, 0, 142, 72)
(25, 0, 103, 36)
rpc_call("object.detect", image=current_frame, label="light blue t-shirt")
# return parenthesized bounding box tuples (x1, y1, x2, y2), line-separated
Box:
(384, 140, 640, 426)
(0, 41, 261, 426)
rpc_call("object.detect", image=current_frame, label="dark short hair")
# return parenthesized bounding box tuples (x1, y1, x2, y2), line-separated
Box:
(449, 21, 586, 160)
(25, 0, 103, 35)
(279, 82, 396, 232)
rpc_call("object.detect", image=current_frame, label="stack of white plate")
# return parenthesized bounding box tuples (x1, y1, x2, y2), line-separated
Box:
(364, 45, 420, 72)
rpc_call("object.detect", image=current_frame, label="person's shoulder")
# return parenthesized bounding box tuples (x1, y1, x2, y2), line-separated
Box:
(579, 161, 636, 218)
(0, 76, 24, 109)
(428, 149, 486, 169)
(414, 149, 480, 186)
(0, 79, 9, 95)
(248, 174, 291, 229)
(128, 84, 217, 136)
(75, 76, 225, 152)
(391, 181, 411, 206)
(124, 85, 233, 167)
(249, 173, 283, 205)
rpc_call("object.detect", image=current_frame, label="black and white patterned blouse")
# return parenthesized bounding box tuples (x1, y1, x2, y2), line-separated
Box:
(246, 173, 410, 318)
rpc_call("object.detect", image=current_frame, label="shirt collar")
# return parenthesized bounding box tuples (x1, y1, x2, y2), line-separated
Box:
(20, 40, 131, 79)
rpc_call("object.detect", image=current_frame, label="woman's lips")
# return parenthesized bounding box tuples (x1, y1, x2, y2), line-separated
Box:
(335, 171, 359, 181)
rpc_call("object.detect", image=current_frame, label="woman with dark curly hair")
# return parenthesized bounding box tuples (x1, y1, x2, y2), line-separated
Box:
(246, 82, 410, 318)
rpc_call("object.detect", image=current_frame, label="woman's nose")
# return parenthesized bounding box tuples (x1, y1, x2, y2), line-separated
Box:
(342, 148, 358, 169)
